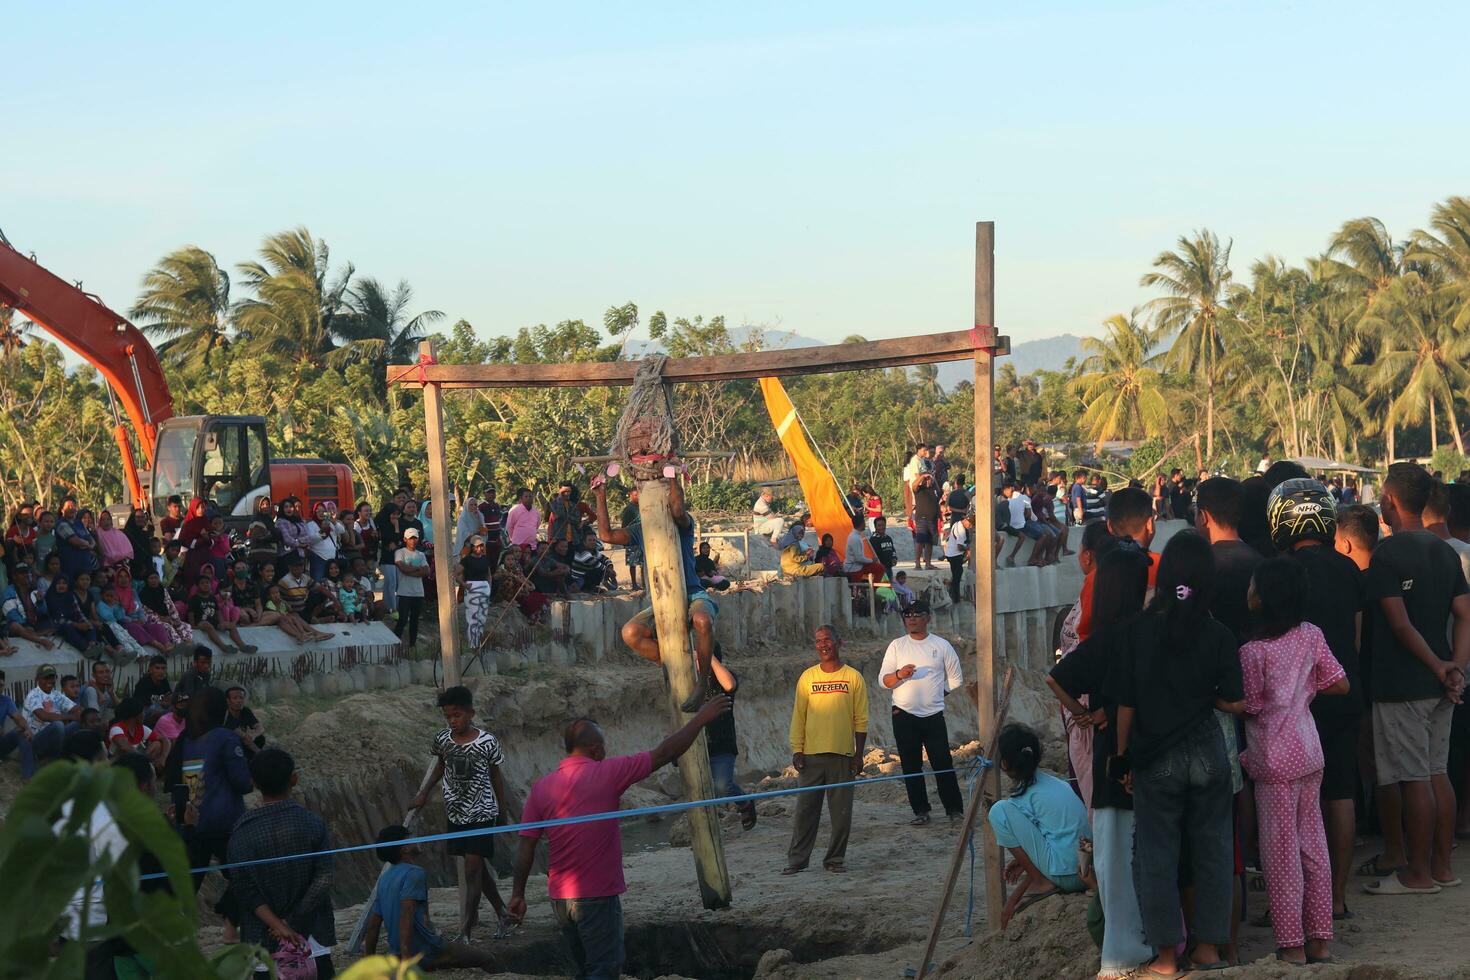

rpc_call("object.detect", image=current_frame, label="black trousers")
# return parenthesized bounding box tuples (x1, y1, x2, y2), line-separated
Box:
(947, 555, 966, 602)
(394, 595, 425, 644)
(892, 708, 964, 816)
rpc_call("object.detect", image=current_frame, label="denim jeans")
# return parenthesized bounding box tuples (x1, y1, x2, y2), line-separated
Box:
(0, 730, 36, 778)
(1131, 714, 1234, 948)
(31, 721, 67, 762)
(551, 895, 624, 980)
(709, 753, 742, 798)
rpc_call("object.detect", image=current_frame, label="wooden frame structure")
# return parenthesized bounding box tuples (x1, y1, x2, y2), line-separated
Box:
(390, 221, 1010, 927)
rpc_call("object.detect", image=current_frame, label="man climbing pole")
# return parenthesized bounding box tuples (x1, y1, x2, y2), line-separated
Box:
(591, 469, 718, 712)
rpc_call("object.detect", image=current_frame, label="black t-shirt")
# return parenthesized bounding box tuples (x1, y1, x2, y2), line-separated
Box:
(619, 503, 640, 528)
(377, 518, 403, 563)
(1017, 450, 1043, 485)
(913, 487, 941, 521)
(132, 675, 172, 706)
(224, 707, 265, 755)
(460, 554, 492, 583)
(189, 594, 219, 626)
(1287, 543, 1366, 720)
(1050, 627, 1130, 811)
(1105, 613, 1243, 766)
(946, 488, 971, 513)
(704, 670, 738, 758)
(1367, 530, 1469, 703)
(694, 555, 718, 578)
(1169, 482, 1192, 520)
(1210, 540, 1264, 642)
(233, 578, 261, 610)
(870, 533, 898, 566)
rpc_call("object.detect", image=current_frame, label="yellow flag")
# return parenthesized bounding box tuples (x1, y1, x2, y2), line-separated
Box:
(759, 377, 869, 562)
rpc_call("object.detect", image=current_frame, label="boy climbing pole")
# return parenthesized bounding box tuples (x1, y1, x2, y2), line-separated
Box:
(592, 466, 719, 712)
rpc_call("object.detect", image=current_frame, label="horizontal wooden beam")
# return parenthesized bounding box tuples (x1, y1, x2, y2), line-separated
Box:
(389, 329, 1009, 389)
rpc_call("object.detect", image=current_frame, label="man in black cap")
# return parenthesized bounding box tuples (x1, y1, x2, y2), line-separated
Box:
(23, 664, 79, 762)
(879, 600, 966, 826)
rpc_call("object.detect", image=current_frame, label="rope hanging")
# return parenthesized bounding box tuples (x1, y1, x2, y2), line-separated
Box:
(609, 354, 680, 482)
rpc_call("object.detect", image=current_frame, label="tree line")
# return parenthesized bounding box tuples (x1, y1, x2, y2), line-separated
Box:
(1, 199, 1466, 512)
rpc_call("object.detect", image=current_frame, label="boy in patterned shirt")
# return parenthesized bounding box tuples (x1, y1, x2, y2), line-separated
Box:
(410, 685, 516, 942)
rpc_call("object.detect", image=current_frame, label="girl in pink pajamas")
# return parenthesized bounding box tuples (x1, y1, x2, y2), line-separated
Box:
(1240, 559, 1351, 966)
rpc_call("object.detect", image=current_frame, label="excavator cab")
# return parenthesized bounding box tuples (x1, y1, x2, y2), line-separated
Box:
(150, 416, 270, 520)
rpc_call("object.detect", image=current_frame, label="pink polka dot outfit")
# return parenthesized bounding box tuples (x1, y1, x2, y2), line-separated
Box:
(1240, 622, 1346, 950)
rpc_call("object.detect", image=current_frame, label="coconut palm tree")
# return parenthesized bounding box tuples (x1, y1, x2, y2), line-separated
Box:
(1139, 229, 1234, 462)
(127, 246, 232, 368)
(332, 278, 444, 400)
(0, 304, 27, 357)
(1069, 312, 1169, 451)
(233, 227, 353, 366)
(1360, 270, 1470, 454)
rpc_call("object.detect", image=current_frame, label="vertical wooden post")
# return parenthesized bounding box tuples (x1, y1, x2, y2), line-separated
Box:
(420, 339, 462, 687)
(971, 222, 1005, 928)
(636, 477, 733, 909)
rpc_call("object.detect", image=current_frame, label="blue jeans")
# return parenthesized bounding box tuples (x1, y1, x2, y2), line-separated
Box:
(0, 730, 36, 778)
(1131, 714, 1234, 948)
(551, 896, 623, 980)
(381, 564, 399, 612)
(31, 721, 67, 762)
(709, 753, 742, 799)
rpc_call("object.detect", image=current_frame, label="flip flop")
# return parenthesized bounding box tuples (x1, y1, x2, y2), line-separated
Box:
(910, 814, 932, 827)
(823, 862, 848, 874)
(1333, 904, 1354, 921)
(1363, 876, 1441, 895)
(1433, 876, 1463, 887)
(1357, 856, 1406, 878)
(1136, 956, 1185, 979)
(780, 864, 807, 876)
(1013, 886, 1058, 915)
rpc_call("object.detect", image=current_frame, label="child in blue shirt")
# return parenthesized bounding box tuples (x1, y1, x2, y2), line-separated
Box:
(363, 825, 500, 972)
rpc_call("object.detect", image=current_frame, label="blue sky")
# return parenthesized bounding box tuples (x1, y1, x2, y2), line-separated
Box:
(5, 2, 1467, 355)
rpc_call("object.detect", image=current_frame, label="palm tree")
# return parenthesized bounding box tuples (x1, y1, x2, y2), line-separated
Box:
(1360, 271, 1470, 454)
(332, 278, 444, 400)
(1140, 229, 1234, 462)
(0, 304, 26, 357)
(1068, 312, 1169, 451)
(127, 246, 232, 368)
(233, 227, 353, 366)
(914, 362, 943, 398)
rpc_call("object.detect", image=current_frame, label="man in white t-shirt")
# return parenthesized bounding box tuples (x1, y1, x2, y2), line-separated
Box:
(879, 600, 966, 826)
(752, 490, 786, 543)
(24, 664, 79, 762)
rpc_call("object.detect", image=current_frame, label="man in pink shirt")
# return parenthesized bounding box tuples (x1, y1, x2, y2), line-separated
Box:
(504, 487, 542, 549)
(507, 696, 732, 979)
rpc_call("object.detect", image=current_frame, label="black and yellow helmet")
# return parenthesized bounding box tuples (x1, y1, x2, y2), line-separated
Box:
(1266, 478, 1337, 552)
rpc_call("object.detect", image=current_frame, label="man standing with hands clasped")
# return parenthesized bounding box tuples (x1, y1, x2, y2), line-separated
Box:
(784, 625, 868, 875)
(881, 599, 966, 826)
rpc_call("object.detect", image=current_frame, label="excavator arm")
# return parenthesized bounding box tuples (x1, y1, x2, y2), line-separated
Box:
(0, 234, 174, 505)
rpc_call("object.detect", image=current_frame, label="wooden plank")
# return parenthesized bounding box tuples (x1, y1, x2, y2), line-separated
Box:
(390, 329, 984, 389)
(971, 221, 1007, 932)
(419, 339, 462, 686)
(914, 667, 1015, 980)
(637, 477, 733, 910)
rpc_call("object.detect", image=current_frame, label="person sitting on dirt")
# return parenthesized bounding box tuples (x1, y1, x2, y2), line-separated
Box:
(987, 723, 1092, 928)
(175, 646, 216, 701)
(784, 625, 868, 876)
(592, 469, 721, 712)
(107, 696, 169, 768)
(131, 654, 174, 726)
(224, 685, 266, 758)
(409, 685, 516, 943)
(508, 694, 734, 978)
(778, 524, 824, 578)
(364, 825, 501, 973)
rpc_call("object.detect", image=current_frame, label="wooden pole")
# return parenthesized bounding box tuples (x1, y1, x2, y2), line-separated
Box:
(970, 221, 1005, 930)
(915, 668, 1015, 979)
(420, 339, 462, 687)
(636, 477, 733, 909)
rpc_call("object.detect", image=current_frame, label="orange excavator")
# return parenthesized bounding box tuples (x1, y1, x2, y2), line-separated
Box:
(0, 230, 354, 519)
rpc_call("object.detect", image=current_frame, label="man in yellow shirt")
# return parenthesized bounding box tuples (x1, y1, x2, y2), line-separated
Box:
(784, 625, 868, 875)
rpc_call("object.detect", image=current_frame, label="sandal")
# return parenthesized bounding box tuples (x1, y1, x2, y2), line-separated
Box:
(823, 862, 847, 873)
(1012, 885, 1058, 916)
(739, 802, 758, 831)
(1333, 904, 1354, 921)
(910, 814, 932, 827)
(1363, 876, 1441, 895)
(1357, 855, 1406, 878)
(780, 864, 807, 876)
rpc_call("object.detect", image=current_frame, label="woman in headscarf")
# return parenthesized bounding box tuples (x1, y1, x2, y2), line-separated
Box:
(454, 491, 488, 555)
(457, 535, 494, 649)
(177, 498, 212, 551)
(95, 509, 134, 570)
(44, 574, 99, 653)
(139, 570, 194, 647)
(112, 565, 175, 650)
(494, 547, 548, 623)
(245, 496, 280, 567)
(307, 501, 339, 581)
(122, 507, 155, 584)
(58, 508, 101, 580)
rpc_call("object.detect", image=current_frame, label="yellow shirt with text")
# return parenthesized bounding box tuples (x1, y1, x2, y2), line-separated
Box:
(789, 664, 869, 756)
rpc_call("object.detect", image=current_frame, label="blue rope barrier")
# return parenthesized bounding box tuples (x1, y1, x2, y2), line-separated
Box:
(143, 757, 995, 881)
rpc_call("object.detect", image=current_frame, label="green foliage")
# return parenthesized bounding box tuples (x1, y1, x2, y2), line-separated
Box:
(1430, 447, 1470, 478)
(685, 479, 759, 513)
(0, 761, 268, 979)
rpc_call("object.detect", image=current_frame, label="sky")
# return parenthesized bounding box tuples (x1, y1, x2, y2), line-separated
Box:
(5, 2, 1468, 356)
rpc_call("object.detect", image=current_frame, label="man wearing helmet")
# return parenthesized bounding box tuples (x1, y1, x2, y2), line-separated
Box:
(1270, 478, 1367, 919)
(1361, 463, 1470, 897)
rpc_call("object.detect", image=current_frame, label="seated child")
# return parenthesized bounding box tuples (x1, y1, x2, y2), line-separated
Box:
(363, 825, 499, 972)
(338, 574, 371, 623)
(987, 723, 1092, 928)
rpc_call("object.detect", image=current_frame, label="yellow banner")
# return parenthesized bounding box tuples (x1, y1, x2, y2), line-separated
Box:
(759, 377, 868, 562)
